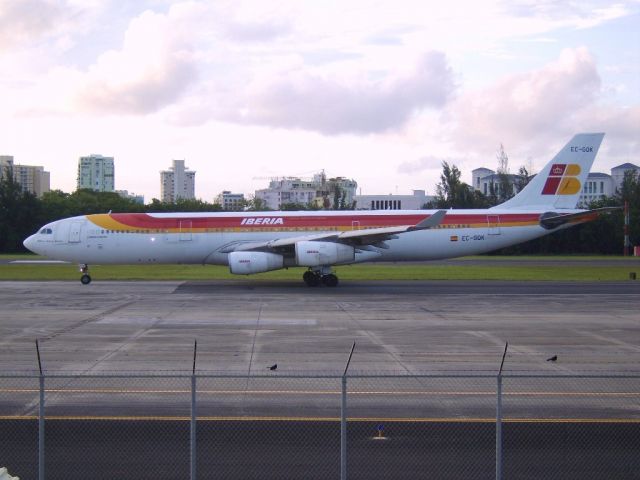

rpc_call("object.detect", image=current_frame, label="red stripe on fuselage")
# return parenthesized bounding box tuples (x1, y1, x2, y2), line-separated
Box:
(104, 212, 541, 229)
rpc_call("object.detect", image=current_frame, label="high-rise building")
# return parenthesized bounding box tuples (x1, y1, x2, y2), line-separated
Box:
(1, 155, 51, 197)
(160, 160, 196, 202)
(77, 154, 114, 192)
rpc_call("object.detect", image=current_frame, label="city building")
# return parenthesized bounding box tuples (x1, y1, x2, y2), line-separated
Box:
(255, 178, 317, 209)
(471, 168, 494, 193)
(474, 162, 639, 207)
(354, 190, 434, 210)
(0, 155, 51, 197)
(160, 159, 196, 202)
(255, 172, 357, 210)
(116, 190, 145, 204)
(578, 163, 639, 206)
(471, 168, 526, 197)
(77, 154, 114, 192)
(215, 191, 245, 210)
(578, 173, 613, 206)
(611, 163, 640, 192)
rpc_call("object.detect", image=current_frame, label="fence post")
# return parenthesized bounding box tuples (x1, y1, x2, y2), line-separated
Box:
(496, 373, 502, 480)
(36, 339, 45, 480)
(341, 375, 347, 480)
(39, 373, 45, 480)
(341, 342, 355, 480)
(191, 374, 196, 480)
(496, 342, 508, 480)
(191, 340, 197, 480)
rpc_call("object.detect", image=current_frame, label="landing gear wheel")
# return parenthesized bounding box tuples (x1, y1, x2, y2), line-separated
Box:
(79, 264, 91, 284)
(322, 274, 339, 287)
(303, 270, 320, 287)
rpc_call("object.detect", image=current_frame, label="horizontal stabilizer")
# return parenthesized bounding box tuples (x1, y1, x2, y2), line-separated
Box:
(539, 207, 621, 230)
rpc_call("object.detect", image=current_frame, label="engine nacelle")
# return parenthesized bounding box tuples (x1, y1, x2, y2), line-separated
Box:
(295, 241, 355, 266)
(228, 251, 284, 275)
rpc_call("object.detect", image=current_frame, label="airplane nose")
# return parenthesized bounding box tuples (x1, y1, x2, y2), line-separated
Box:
(23, 234, 37, 253)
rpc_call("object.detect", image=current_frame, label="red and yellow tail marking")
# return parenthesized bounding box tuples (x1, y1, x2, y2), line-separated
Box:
(542, 163, 582, 195)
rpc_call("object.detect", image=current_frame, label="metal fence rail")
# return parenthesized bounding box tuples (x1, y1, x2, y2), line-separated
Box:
(0, 372, 638, 479)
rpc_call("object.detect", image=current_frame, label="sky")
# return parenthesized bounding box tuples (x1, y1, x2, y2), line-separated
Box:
(1, 0, 639, 202)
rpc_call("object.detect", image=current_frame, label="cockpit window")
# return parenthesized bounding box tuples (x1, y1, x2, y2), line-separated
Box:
(39, 228, 53, 234)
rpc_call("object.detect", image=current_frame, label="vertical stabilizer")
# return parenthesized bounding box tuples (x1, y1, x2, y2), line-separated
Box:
(494, 133, 604, 210)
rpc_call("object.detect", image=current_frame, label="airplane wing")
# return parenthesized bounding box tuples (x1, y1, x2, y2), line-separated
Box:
(539, 207, 621, 230)
(220, 210, 447, 253)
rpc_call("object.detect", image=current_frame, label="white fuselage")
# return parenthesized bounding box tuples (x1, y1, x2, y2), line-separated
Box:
(23, 209, 575, 267)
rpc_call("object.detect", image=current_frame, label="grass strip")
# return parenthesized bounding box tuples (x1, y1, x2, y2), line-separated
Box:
(0, 262, 636, 282)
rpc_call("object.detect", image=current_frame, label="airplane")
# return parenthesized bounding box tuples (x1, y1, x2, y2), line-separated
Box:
(24, 133, 618, 287)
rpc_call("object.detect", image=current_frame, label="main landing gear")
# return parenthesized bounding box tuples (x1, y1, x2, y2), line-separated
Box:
(79, 264, 91, 285)
(303, 268, 339, 287)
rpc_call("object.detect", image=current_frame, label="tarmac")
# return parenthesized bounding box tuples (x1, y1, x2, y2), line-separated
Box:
(0, 279, 638, 374)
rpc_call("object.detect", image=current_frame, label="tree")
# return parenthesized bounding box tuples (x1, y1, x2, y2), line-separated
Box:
(429, 161, 489, 208)
(243, 196, 270, 211)
(616, 170, 640, 249)
(515, 165, 532, 194)
(494, 144, 514, 203)
(280, 202, 309, 211)
(0, 166, 42, 252)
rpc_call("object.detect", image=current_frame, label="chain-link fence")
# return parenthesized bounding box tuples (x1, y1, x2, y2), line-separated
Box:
(0, 373, 638, 479)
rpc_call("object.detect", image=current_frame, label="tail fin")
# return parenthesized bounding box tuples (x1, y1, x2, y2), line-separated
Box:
(495, 133, 604, 211)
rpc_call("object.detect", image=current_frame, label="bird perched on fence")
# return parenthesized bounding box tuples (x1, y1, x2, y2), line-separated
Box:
(546, 355, 558, 362)
(268, 364, 277, 371)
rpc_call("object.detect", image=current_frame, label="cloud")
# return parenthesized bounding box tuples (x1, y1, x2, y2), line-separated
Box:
(222, 51, 455, 135)
(502, 0, 630, 29)
(73, 5, 203, 115)
(397, 155, 445, 175)
(222, 18, 292, 42)
(593, 105, 640, 154)
(0, 0, 70, 51)
(440, 46, 639, 171)
(447, 47, 601, 150)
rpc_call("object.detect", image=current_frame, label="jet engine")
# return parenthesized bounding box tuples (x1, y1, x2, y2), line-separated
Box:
(295, 241, 355, 266)
(228, 251, 284, 274)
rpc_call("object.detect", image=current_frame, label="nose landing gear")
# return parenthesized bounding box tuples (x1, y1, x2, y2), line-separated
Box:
(302, 268, 339, 287)
(79, 264, 91, 285)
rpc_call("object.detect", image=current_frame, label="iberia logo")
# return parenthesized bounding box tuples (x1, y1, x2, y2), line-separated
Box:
(541, 164, 581, 195)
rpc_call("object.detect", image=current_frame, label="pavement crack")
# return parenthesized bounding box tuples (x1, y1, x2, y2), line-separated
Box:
(336, 302, 415, 375)
(246, 303, 263, 379)
(39, 300, 138, 343)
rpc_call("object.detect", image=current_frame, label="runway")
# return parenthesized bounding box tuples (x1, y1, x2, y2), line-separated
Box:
(1, 279, 638, 373)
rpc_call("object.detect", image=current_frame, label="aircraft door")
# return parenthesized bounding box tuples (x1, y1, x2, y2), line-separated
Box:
(180, 220, 193, 241)
(351, 220, 360, 230)
(53, 221, 69, 242)
(69, 222, 83, 243)
(487, 215, 501, 235)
